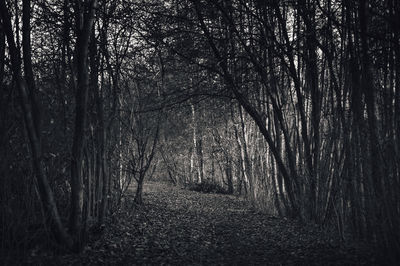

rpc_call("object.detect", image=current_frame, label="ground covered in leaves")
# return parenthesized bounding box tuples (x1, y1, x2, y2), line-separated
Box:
(22, 182, 378, 265)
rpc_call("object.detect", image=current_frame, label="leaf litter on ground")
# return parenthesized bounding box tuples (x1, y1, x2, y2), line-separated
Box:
(24, 181, 378, 265)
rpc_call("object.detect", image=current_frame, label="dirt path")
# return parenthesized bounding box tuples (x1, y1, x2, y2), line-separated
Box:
(26, 182, 376, 265)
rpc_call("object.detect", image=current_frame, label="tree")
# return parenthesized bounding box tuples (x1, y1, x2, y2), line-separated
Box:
(122, 82, 161, 205)
(69, 0, 98, 245)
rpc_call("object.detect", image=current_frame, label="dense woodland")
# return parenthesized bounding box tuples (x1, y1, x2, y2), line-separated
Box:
(0, 0, 399, 263)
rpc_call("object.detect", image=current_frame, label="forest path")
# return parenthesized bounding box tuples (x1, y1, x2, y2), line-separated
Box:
(29, 182, 375, 265)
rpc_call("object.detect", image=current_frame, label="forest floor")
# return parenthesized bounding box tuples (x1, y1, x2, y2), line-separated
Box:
(20, 181, 379, 265)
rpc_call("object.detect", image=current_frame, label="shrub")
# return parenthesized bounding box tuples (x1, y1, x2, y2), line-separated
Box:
(187, 181, 228, 194)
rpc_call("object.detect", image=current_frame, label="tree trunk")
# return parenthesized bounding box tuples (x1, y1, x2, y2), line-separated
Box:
(0, 19, 5, 86)
(302, 0, 320, 221)
(22, 0, 41, 139)
(89, 24, 107, 225)
(226, 158, 234, 194)
(134, 177, 144, 205)
(69, 0, 98, 247)
(191, 102, 202, 183)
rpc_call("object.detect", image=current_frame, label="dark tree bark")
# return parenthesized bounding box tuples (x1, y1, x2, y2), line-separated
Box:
(0, 18, 5, 86)
(22, 0, 40, 139)
(69, 0, 98, 247)
(300, 0, 320, 220)
(89, 26, 108, 225)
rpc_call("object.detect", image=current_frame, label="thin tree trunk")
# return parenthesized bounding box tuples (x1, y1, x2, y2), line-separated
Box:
(226, 158, 234, 194)
(191, 102, 201, 183)
(22, 0, 40, 139)
(302, 0, 320, 221)
(69, 0, 98, 246)
(0, 19, 5, 86)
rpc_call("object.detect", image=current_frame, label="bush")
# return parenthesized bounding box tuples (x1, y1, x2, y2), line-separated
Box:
(187, 181, 228, 194)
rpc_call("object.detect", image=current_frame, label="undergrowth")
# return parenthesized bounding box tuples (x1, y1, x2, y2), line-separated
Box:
(187, 181, 229, 194)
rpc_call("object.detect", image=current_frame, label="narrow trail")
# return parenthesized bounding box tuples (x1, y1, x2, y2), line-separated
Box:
(27, 182, 376, 265)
